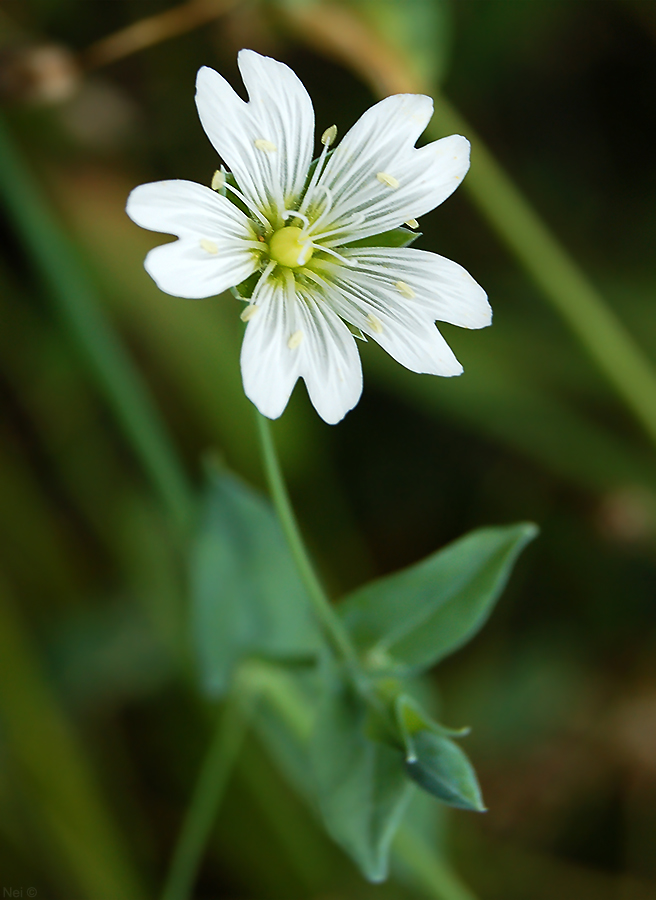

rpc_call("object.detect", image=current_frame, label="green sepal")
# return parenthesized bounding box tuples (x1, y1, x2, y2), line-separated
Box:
(396, 695, 485, 812)
(231, 270, 260, 302)
(339, 522, 538, 674)
(346, 227, 421, 249)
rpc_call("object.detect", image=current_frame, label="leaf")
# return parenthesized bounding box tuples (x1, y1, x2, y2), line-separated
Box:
(191, 467, 320, 695)
(339, 523, 538, 673)
(310, 679, 411, 882)
(396, 696, 484, 812)
(347, 227, 420, 249)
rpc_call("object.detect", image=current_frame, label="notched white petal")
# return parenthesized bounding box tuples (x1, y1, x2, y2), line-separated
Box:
(126, 179, 253, 239)
(144, 236, 256, 300)
(342, 247, 491, 330)
(241, 273, 362, 424)
(195, 51, 314, 214)
(317, 262, 464, 377)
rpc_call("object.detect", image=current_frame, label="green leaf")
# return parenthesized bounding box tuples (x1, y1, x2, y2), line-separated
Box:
(339, 523, 538, 673)
(311, 679, 411, 882)
(347, 227, 420, 249)
(191, 467, 320, 695)
(396, 696, 484, 812)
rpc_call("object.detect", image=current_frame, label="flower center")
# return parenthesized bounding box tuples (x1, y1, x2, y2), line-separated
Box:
(268, 226, 313, 268)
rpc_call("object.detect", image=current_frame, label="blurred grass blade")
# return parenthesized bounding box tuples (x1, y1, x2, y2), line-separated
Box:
(0, 113, 193, 531)
(394, 825, 478, 900)
(0, 577, 146, 900)
(427, 93, 656, 452)
(284, 4, 656, 454)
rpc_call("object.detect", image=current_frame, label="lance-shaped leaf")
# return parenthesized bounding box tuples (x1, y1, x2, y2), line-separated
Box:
(396, 695, 484, 812)
(191, 467, 320, 695)
(339, 523, 538, 673)
(310, 679, 411, 882)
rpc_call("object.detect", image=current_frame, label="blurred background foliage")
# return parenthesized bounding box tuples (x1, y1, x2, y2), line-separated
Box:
(1, 0, 656, 897)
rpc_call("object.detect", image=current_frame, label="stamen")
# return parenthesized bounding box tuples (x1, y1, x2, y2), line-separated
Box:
(376, 172, 400, 189)
(367, 313, 384, 334)
(311, 212, 365, 243)
(254, 138, 277, 152)
(321, 125, 337, 147)
(405, 218, 419, 229)
(313, 244, 358, 267)
(211, 170, 225, 191)
(200, 239, 219, 254)
(287, 330, 304, 349)
(221, 180, 271, 231)
(240, 304, 259, 322)
(298, 137, 334, 216)
(306, 185, 335, 236)
(283, 209, 311, 230)
(395, 281, 415, 299)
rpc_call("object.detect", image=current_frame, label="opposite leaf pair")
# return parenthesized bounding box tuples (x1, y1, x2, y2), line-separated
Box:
(191, 467, 536, 880)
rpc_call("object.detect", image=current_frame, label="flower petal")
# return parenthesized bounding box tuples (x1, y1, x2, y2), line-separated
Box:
(127, 180, 259, 298)
(309, 263, 463, 377)
(195, 51, 314, 219)
(144, 237, 257, 299)
(240, 274, 362, 423)
(342, 247, 491, 329)
(126, 179, 255, 237)
(309, 93, 469, 242)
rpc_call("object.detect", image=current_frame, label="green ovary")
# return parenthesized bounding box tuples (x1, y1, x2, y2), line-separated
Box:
(268, 226, 314, 268)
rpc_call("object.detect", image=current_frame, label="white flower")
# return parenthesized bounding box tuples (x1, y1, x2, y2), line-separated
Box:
(127, 50, 491, 424)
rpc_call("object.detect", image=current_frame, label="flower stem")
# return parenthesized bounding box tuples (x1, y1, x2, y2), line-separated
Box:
(160, 694, 252, 900)
(255, 412, 360, 674)
(394, 826, 479, 900)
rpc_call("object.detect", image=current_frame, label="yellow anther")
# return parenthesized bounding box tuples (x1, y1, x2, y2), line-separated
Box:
(405, 218, 419, 229)
(211, 170, 225, 191)
(254, 138, 277, 152)
(200, 239, 219, 254)
(367, 313, 384, 334)
(395, 281, 415, 299)
(240, 304, 259, 322)
(287, 330, 304, 349)
(268, 226, 314, 268)
(321, 125, 338, 146)
(376, 172, 399, 189)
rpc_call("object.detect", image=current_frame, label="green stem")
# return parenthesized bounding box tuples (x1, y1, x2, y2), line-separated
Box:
(161, 693, 252, 900)
(0, 113, 194, 532)
(428, 93, 656, 451)
(394, 826, 478, 900)
(255, 412, 360, 673)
